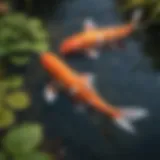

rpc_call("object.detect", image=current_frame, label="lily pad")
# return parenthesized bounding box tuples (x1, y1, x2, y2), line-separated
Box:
(0, 107, 15, 128)
(0, 13, 49, 55)
(3, 123, 43, 155)
(7, 76, 24, 89)
(10, 56, 30, 66)
(5, 91, 30, 110)
(0, 80, 7, 100)
(14, 152, 51, 160)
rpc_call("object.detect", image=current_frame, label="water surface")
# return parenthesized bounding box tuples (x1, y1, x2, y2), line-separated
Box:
(26, 0, 160, 159)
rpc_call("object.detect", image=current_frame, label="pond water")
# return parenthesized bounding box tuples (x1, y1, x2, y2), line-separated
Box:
(26, 0, 160, 159)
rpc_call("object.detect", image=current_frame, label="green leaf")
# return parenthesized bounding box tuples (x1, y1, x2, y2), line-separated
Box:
(0, 49, 7, 56)
(3, 123, 43, 155)
(10, 56, 30, 66)
(5, 91, 30, 110)
(0, 107, 15, 128)
(0, 80, 9, 101)
(32, 42, 49, 52)
(0, 13, 49, 55)
(27, 19, 43, 31)
(7, 76, 24, 89)
(0, 152, 7, 160)
(14, 152, 52, 160)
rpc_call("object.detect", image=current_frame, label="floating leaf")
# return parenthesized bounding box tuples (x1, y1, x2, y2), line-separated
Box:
(3, 123, 43, 155)
(0, 13, 49, 56)
(31, 42, 49, 52)
(5, 91, 30, 110)
(0, 80, 8, 101)
(0, 107, 15, 128)
(0, 151, 7, 160)
(10, 56, 30, 66)
(0, 48, 8, 57)
(7, 76, 24, 89)
(14, 152, 51, 160)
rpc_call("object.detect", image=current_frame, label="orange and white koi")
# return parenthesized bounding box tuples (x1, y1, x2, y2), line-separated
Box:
(60, 9, 143, 59)
(40, 52, 149, 134)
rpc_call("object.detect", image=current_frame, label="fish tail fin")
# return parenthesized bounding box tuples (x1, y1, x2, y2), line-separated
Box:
(114, 106, 149, 134)
(131, 8, 143, 28)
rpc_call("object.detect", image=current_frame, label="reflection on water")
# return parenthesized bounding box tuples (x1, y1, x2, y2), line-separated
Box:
(26, 0, 160, 159)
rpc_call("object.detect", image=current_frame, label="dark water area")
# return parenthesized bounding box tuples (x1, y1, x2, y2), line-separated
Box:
(143, 25, 160, 70)
(25, 0, 160, 159)
(12, 0, 63, 19)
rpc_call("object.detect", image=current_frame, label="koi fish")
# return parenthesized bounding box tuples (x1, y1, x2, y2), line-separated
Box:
(40, 52, 149, 134)
(60, 9, 143, 59)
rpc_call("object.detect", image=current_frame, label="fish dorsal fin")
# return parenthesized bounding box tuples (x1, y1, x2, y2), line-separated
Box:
(83, 18, 97, 31)
(79, 72, 95, 88)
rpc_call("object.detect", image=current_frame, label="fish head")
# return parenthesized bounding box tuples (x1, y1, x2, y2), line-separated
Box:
(60, 39, 82, 55)
(40, 52, 54, 67)
(40, 52, 60, 73)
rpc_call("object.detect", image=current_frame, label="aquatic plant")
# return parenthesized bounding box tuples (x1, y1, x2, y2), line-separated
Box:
(9, 56, 30, 66)
(5, 91, 30, 110)
(0, 76, 30, 111)
(0, 76, 25, 95)
(119, 0, 153, 11)
(3, 123, 43, 155)
(117, 0, 160, 70)
(118, 0, 160, 25)
(5, 76, 24, 89)
(0, 123, 52, 160)
(0, 13, 49, 57)
(0, 107, 15, 128)
(0, 76, 30, 128)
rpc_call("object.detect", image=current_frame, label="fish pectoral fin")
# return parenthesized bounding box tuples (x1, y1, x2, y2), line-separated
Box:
(79, 72, 96, 88)
(86, 48, 99, 59)
(83, 17, 97, 31)
(43, 83, 59, 104)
